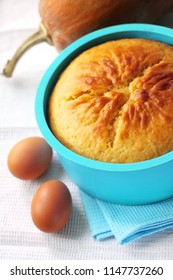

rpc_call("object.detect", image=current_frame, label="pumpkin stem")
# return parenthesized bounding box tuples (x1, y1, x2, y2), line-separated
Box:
(3, 21, 53, 77)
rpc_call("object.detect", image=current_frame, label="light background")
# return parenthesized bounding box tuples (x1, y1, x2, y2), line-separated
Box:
(1, 0, 173, 259)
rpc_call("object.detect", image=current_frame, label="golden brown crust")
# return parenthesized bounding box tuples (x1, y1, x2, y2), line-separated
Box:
(48, 38, 173, 163)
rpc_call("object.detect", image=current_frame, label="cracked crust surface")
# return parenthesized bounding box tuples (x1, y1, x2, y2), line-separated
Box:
(48, 38, 173, 163)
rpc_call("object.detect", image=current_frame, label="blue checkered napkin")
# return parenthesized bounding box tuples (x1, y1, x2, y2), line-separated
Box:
(80, 190, 173, 244)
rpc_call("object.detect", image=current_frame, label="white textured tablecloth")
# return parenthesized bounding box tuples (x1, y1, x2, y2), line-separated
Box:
(1, 0, 173, 260)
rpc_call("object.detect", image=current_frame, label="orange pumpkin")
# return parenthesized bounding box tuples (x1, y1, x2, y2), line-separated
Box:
(3, 0, 173, 77)
(39, 0, 173, 51)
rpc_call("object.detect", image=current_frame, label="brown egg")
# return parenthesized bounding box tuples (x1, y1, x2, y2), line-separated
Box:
(7, 137, 52, 179)
(31, 180, 72, 233)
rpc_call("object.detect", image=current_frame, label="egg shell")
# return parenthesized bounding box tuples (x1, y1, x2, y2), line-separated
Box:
(31, 180, 72, 233)
(7, 137, 52, 179)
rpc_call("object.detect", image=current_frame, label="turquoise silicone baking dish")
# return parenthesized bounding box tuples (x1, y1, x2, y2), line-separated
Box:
(35, 23, 173, 205)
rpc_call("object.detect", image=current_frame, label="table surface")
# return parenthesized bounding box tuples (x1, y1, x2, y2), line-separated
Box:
(1, 0, 173, 260)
